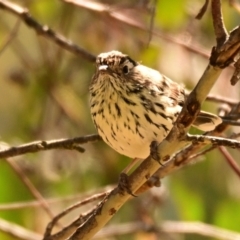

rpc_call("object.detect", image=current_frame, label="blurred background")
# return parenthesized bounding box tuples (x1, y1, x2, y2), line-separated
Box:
(0, 0, 240, 239)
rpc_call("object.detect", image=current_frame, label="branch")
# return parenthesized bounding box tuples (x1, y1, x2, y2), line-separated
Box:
(195, 0, 209, 20)
(161, 221, 240, 240)
(0, 185, 114, 210)
(53, 2, 240, 239)
(45, 210, 96, 240)
(229, 0, 240, 14)
(6, 158, 56, 221)
(63, 0, 211, 59)
(231, 57, 240, 85)
(44, 191, 111, 240)
(95, 221, 240, 240)
(185, 134, 240, 148)
(0, 218, 41, 240)
(148, 100, 240, 181)
(0, 0, 96, 62)
(0, 134, 101, 159)
(0, 18, 20, 55)
(211, 0, 228, 47)
(219, 146, 240, 178)
(205, 94, 238, 105)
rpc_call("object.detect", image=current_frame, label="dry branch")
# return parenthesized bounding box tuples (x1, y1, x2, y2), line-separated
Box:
(0, 134, 100, 159)
(1, 0, 240, 240)
(63, 0, 211, 58)
(40, 1, 240, 239)
(0, 218, 42, 240)
(0, 0, 96, 61)
(95, 221, 240, 240)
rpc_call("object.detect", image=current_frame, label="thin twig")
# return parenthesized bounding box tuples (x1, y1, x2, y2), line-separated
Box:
(0, 218, 41, 240)
(64, 0, 211, 59)
(94, 221, 240, 240)
(185, 134, 240, 148)
(6, 159, 56, 221)
(147, 0, 157, 46)
(195, 0, 209, 19)
(187, 145, 216, 161)
(218, 146, 240, 178)
(161, 221, 240, 240)
(229, 0, 240, 13)
(0, 0, 96, 62)
(211, 0, 228, 47)
(231, 56, 240, 85)
(0, 134, 101, 159)
(0, 18, 20, 55)
(44, 191, 111, 239)
(0, 185, 114, 210)
(205, 94, 238, 105)
(44, 210, 96, 240)
(46, 1, 240, 238)
(151, 98, 240, 181)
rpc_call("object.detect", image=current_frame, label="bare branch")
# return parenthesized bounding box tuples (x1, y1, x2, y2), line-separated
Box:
(63, 0, 211, 59)
(0, 19, 20, 55)
(95, 221, 240, 240)
(1, 1, 239, 240)
(205, 94, 238, 105)
(187, 145, 216, 160)
(161, 221, 240, 240)
(61, 2, 239, 240)
(219, 146, 240, 178)
(0, 185, 115, 211)
(195, 0, 209, 20)
(210, 26, 240, 67)
(185, 134, 240, 148)
(0, 0, 96, 61)
(229, 0, 240, 13)
(146, 0, 157, 46)
(152, 101, 240, 180)
(0, 218, 41, 240)
(47, 2, 240, 238)
(211, 0, 228, 47)
(231, 57, 240, 85)
(44, 191, 111, 240)
(0, 134, 100, 159)
(45, 210, 96, 240)
(6, 159, 56, 221)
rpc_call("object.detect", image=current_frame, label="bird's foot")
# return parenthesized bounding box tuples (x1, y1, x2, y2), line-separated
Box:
(118, 172, 137, 197)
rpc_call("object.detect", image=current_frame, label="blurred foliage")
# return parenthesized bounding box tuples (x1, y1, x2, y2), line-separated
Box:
(0, 0, 240, 239)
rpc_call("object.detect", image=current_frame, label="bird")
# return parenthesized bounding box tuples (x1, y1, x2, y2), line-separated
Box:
(89, 50, 222, 162)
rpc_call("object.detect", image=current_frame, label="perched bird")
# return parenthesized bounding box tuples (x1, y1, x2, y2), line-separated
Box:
(89, 50, 222, 160)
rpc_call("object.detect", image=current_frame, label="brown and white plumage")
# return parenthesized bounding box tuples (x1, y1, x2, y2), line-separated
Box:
(89, 51, 222, 159)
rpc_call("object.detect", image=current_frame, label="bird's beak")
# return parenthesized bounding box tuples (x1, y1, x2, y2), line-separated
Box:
(98, 65, 114, 77)
(98, 65, 109, 71)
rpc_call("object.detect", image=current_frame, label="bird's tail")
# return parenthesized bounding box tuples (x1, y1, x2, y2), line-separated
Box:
(193, 111, 222, 131)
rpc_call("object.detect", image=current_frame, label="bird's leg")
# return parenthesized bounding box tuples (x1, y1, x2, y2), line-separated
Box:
(118, 172, 137, 197)
(118, 158, 142, 197)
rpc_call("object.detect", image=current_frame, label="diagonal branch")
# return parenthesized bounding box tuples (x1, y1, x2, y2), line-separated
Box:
(0, 0, 96, 62)
(55, 2, 240, 239)
(219, 146, 240, 178)
(63, 0, 211, 59)
(0, 218, 41, 240)
(211, 0, 228, 47)
(0, 18, 20, 55)
(6, 159, 56, 222)
(95, 221, 240, 240)
(44, 191, 111, 240)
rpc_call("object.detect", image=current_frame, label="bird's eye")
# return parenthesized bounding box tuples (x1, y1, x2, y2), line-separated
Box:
(122, 65, 129, 74)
